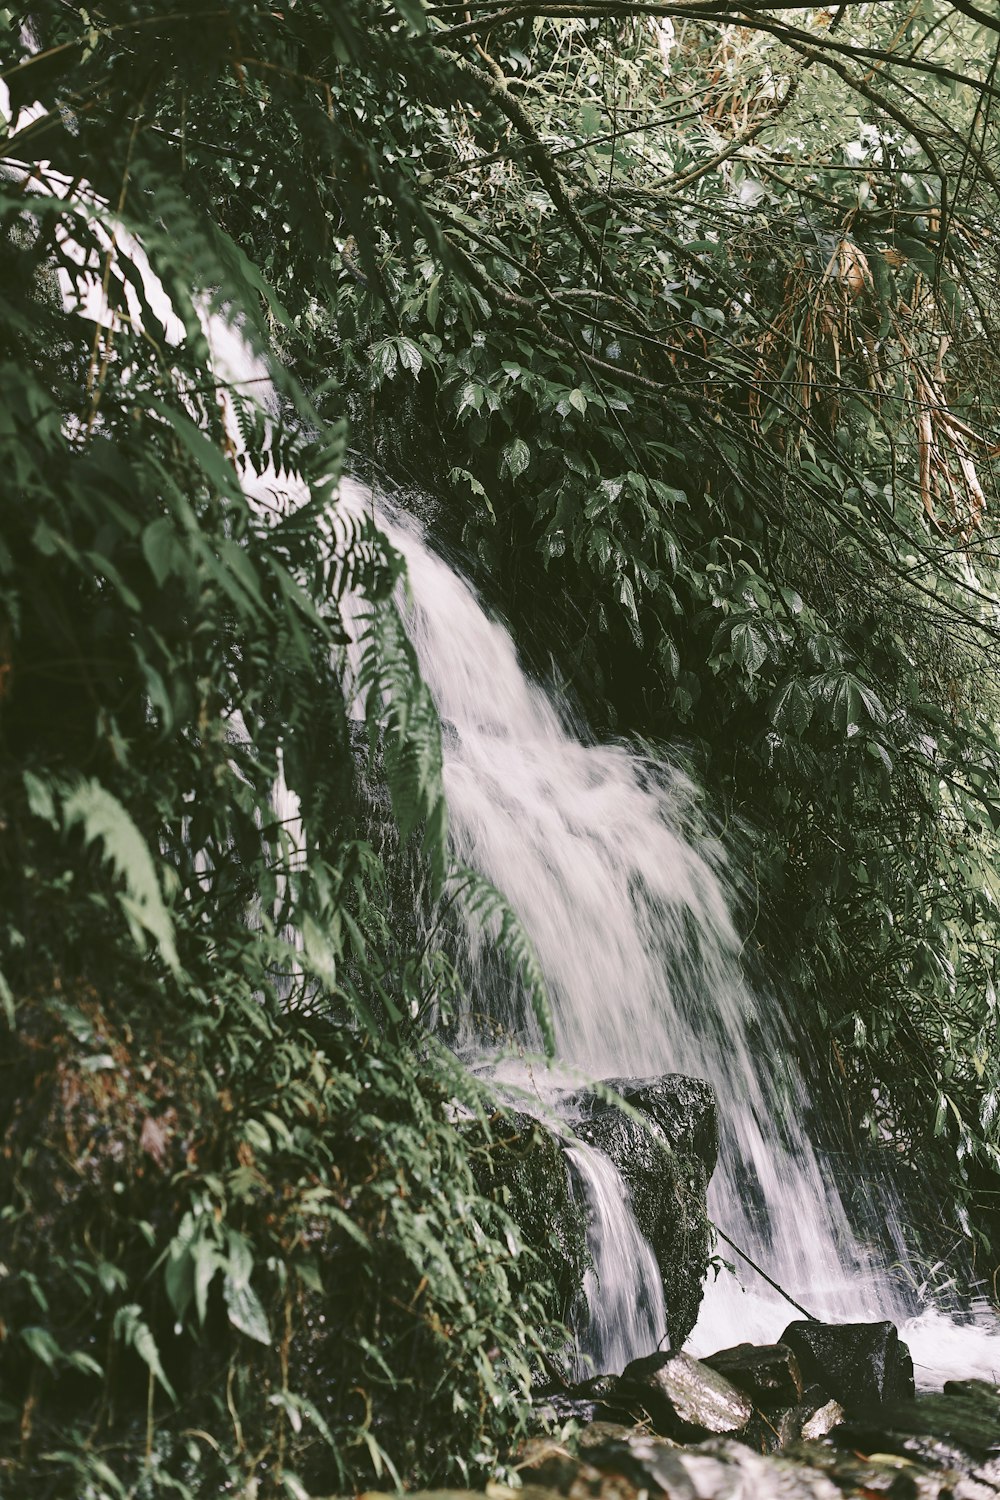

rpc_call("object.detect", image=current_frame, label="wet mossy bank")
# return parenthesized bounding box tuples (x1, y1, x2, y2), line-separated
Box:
(470, 1075, 717, 1350)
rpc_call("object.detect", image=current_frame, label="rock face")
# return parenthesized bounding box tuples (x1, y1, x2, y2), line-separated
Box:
(572, 1074, 718, 1173)
(468, 1112, 589, 1322)
(780, 1318, 915, 1412)
(619, 1351, 753, 1440)
(472, 1074, 716, 1356)
(571, 1075, 716, 1348)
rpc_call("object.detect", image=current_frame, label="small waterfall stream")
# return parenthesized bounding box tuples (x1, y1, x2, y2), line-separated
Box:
(359, 483, 1000, 1389)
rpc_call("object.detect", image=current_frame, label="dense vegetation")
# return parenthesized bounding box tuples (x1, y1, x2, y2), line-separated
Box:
(2, 1, 1000, 1494)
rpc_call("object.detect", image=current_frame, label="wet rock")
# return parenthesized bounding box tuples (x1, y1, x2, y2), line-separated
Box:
(571, 1075, 716, 1348)
(576, 1420, 652, 1451)
(531, 1374, 634, 1430)
(468, 1112, 589, 1322)
(801, 1397, 845, 1441)
(514, 1440, 641, 1500)
(704, 1340, 804, 1407)
(779, 1439, 950, 1497)
(778, 1389, 845, 1446)
(403, 1379, 1000, 1500)
(619, 1350, 753, 1441)
(831, 1378, 1000, 1491)
(780, 1318, 915, 1411)
(578, 1428, 845, 1499)
(516, 1437, 590, 1492)
(685, 1438, 849, 1499)
(573, 1075, 718, 1173)
(532, 1393, 609, 1427)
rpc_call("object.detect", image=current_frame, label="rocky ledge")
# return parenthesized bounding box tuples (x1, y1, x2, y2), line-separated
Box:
(470, 1073, 716, 1343)
(524, 1320, 1000, 1498)
(354, 1324, 1000, 1500)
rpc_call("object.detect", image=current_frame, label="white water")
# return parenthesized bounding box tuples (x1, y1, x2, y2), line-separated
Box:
(361, 483, 1000, 1390)
(567, 1142, 669, 1377)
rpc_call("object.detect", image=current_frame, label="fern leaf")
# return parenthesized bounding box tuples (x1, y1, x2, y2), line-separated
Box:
(61, 780, 179, 972)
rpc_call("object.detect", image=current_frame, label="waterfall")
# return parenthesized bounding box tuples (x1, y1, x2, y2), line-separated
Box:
(49, 179, 997, 1393)
(358, 482, 1000, 1390)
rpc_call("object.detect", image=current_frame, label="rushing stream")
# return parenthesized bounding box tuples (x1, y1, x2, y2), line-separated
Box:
(357, 482, 1000, 1391)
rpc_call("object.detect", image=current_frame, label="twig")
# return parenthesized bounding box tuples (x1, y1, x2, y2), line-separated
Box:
(712, 1223, 820, 1322)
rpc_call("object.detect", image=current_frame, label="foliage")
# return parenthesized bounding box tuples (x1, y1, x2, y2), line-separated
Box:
(308, 5, 1000, 1253)
(0, 4, 562, 1493)
(0, 993, 553, 1495)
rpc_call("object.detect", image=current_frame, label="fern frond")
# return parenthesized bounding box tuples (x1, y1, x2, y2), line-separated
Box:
(60, 778, 180, 972)
(353, 597, 448, 887)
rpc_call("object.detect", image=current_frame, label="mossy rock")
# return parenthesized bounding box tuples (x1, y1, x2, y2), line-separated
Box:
(468, 1112, 589, 1323)
(571, 1076, 716, 1349)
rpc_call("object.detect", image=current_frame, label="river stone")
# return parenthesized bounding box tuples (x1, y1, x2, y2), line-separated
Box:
(831, 1378, 1000, 1487)
(778, 1391, 845, 1446)
(570, 1075, 716, 1348)
(704, 1341, 804, 1407)
(532, 1375, 628, 1430)
(780, 1319, 915, 1411)
(582, 1430, 846, 1500)
(619, 1350, 753, 1441)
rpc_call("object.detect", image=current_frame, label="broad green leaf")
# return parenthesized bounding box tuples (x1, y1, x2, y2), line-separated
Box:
(731, 621, 768, 679)
(113, 1305, 176, 1401)
(501, 438, 530, 480)
(22, 1326, 61, 1369)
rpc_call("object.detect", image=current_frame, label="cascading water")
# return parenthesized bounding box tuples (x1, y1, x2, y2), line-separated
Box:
(358, 481, 1000, 1390)
(567, 1141, 668, 1377)
(33, 74, 1000, 1403)
(182, 272, 997, 1383)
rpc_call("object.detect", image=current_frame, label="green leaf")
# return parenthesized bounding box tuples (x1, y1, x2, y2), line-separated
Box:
(141, 517, 186, 587)
(223, 1229, 271, 1345)
(769, 678, 813, 736)
(0, 968, 13, 1029)
(23, 770, 58, 826)
(501, 438, 530, 480)
(113, 1305, 177, 1401)
(426, 273, 442, 329)
(22, 1326, 61, 1369)
(396, 336, 423, 375)
(61, 780, 179, 971)
(224, 1275, 272, 1345)
(391, 0, 428, 31)
(731, 621, 768, 679)
(206, 219, 293, 333)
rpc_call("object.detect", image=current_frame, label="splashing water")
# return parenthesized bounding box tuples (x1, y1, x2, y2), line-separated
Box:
(361, 483, 1000, 1388)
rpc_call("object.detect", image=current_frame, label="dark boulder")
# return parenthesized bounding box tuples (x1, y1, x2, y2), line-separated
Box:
(572, 1074, 717, 1172)
(831, 1377, 1000, 1485)
(704, 1341, 804, 1408)
(570, 1075, 716, 1348)
(619, 1350, 753, 1441)
(780, 1319, 914, 1412)
(530, 1373, 627, 1430)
